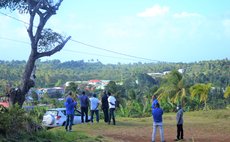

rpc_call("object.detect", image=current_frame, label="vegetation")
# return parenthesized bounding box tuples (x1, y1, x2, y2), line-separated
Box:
(0, 59, 229, 113)
(1, 108, 229, 142)
(0, 0, 71, 107)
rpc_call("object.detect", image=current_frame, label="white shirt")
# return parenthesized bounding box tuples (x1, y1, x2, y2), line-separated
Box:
(89, 97, 100, 110)
(108, 96, 116, 109)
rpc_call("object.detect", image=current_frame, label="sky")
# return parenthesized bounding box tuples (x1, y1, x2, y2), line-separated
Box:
(0, 0, 230, 64)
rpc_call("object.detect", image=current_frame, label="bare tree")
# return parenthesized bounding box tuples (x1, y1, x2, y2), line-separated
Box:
(0, 0, 71, 107)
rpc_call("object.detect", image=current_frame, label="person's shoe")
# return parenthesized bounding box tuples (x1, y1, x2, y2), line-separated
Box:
(174, 139, 180, 141)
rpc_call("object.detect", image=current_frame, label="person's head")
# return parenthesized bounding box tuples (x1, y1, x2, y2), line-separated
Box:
(82, 91, 85, 95)
(152, 95, 157, 100)
(93, 93, 97, 98)
(108, 92, 111, 96)
(155, 103, 160, 108)
(68, 91, 72, 96)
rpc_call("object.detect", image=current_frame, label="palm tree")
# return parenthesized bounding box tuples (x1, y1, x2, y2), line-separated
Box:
(189, 83, 212, 110)
(155, 70, 187, 107)
(224, 86, 230, 98)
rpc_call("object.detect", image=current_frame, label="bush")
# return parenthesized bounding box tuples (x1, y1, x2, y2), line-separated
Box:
(0, 105, 40, 139)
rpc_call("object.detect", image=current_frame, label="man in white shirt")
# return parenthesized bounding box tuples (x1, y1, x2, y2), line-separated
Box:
(89, 93, 100, 123)
(107, 92, 116, 125)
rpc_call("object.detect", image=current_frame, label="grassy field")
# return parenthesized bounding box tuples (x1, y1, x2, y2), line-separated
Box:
(42, 109, 230, 142)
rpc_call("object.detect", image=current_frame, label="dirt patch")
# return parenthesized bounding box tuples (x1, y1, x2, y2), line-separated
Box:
(77, 114, 230, 142)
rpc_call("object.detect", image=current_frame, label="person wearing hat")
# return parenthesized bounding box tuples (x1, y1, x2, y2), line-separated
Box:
(175, 104, 184, 141)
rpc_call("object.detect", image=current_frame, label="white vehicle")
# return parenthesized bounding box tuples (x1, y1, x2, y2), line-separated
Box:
(42, 108, 90, 128)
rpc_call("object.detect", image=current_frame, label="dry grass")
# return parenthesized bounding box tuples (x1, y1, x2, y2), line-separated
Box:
(51, 109, 230, 142)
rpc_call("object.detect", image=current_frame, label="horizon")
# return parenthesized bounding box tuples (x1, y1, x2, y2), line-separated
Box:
(0, 0, 230, 64)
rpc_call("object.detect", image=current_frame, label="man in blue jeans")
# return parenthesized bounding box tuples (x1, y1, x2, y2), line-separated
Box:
(152, 103, 165, 142)
(64, 92, 77, 132)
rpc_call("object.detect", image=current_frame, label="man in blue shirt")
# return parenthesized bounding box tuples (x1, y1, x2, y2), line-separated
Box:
(152, 103, 165, 142)
(78, 91, 89, 123)
(64, 92, 77, 132)
(152, 95, 158, 109)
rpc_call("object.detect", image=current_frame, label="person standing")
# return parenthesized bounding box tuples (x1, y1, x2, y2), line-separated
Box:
(152, 103, 165, 142)
(107, 92, 116, 125)
(175, 105, 184, 141)
(64, 92, 77, 132)
(89, 93, 100, 123)
(78, 91, 89, 123)
(101, 91, 109, 122)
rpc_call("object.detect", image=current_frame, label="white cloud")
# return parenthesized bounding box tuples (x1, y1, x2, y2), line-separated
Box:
(137, 5, 169, 17)
(173, 12, 201, 18)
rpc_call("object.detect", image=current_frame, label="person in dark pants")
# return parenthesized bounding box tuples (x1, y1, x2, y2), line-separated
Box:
(89, 93, 100, 123)
(64, 92, 77, 132)
(107, 92, 116, 125)
(101, 91, 109, 123)
(175, 105, 184, 141)
(78, 91, 89, 123)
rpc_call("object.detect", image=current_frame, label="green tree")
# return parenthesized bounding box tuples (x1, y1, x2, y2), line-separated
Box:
(189, 83, 212, 110)
(1, 0, 71, 107)
(155, 70, 187, 108)
(224, 86, 230, 98)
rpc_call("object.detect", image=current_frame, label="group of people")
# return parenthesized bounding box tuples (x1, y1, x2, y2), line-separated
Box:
(151, 95, 184, 142)
(64, 90, 116, 132)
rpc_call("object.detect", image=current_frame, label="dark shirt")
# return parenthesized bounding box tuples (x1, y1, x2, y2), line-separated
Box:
(101, 94, 109, 109)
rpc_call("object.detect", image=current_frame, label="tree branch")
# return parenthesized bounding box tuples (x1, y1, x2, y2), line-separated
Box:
(35, 36, 71, 59)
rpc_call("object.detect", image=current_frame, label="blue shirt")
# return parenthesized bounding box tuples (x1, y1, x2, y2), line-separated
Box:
(152, 107, 163, 123)
(79, 95, 89, 107)
(64, 97, 77, 115)
(151, 99, 158, 109)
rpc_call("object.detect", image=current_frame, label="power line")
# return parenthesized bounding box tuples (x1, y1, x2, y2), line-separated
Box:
(0, 36, 144, 61)
(70, 39, 160, 62)
(0, 11, 163, 62)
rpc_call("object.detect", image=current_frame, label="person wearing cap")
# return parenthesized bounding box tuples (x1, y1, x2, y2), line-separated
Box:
(175, 105, 184, 141)
(152, 103, 165, 142)
(64, 92, 77, 132)
(89, 93, 100, 123)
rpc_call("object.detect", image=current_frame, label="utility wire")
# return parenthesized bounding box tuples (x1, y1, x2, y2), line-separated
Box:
(0, 11, 162, 62)
(70, 39, 159, 62)
(0, 36, 145, 61)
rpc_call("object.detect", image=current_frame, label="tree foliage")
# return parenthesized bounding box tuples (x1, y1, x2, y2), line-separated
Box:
(0, 0, 71, 106)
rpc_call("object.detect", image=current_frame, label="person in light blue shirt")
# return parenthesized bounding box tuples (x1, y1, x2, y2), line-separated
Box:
(64, 92, 77, 132)
(175, 104, 184, 141)
(89, 93, 100, 123)
(152, 103, 165, 142)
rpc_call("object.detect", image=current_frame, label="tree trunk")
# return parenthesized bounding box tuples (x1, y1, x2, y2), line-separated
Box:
(9, 52, 36, 107)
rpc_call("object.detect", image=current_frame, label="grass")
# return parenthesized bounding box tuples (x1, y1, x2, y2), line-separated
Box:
(1, 109, 229, 142)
